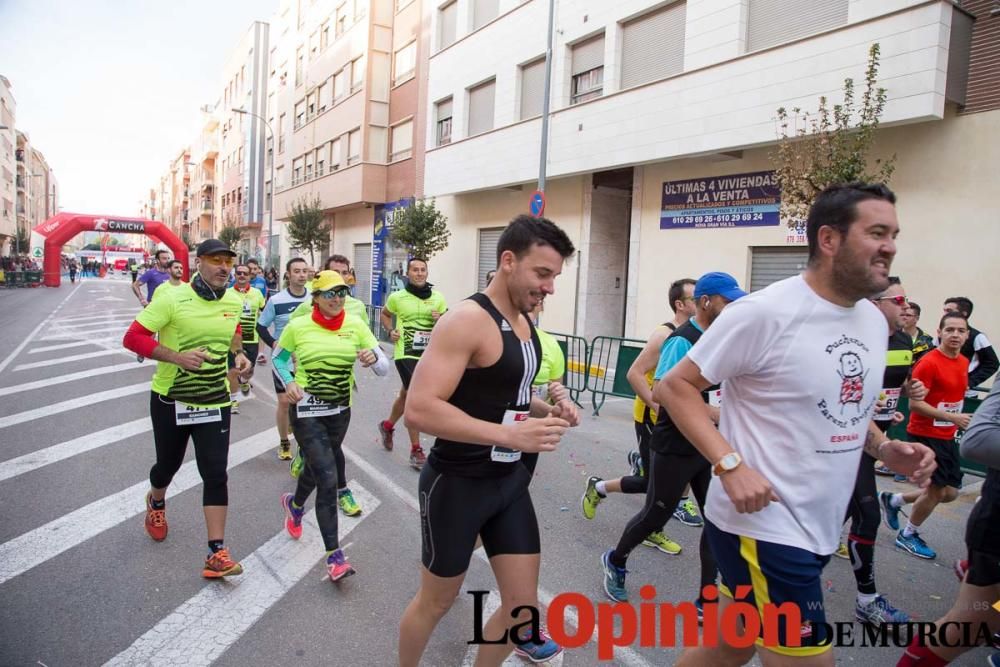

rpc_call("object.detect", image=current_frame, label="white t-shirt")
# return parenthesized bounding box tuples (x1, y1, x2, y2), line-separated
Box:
(688, 274, 888, 555)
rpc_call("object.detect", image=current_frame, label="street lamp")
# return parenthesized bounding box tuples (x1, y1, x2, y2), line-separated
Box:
(232, 107, 275, 270)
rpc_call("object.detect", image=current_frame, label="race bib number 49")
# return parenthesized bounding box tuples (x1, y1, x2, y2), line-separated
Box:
(175, 401, 223, 425)
(491, 410, 528, 463)
(297, 392, 344, 418)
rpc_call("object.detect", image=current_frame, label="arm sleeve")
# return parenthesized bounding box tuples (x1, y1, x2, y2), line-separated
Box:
(960, 383, 1000, 469)
(369, 344, 391, 376)
(257, 323, 276, 348)
(654, 337, 694, 381)
(969, 336, 999, 389)
(123, 320, 159, 358)
(272, 347, 296, 384)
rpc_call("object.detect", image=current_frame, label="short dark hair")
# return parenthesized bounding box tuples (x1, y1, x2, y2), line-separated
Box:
(667, 278, 697, 314)
(286, 257, 307, 273)
(235, 263, 250, 273)
(908, 301, 921, 317)
(168, 260, 182, 269)
(246, 258, 260, 267)
(939, 312, 969, 330)
(944, 296, 973, 317)
(407, 257, 428, 270)
(806, 182, 896, 263)
(154, 249, 170, 260)
(326, 254, 350, 269)
(496, 214, 575, 265)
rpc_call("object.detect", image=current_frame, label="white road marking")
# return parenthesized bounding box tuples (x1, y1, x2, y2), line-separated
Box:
(45, 317, 134, 332)
(460, 590, 564, 666)
(0, 362, 145, 397)
(96, 296, 125, 301)
(104, 482, 379, 667)
(0, 428, 278, 585)
(0, 382, 149, 429)
(342, 446, 653, 667)
(40, 325, 128, 340)
(28, 341, 99, 354)
(57, 310, 137, 323)
(0, 282, 82, 376)
(13, 348, 128, 370)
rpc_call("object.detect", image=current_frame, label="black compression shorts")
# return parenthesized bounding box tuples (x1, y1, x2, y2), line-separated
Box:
(418, 462, 539, 577)
(395, 358, 418, 390)
(915, 434, 963, 488)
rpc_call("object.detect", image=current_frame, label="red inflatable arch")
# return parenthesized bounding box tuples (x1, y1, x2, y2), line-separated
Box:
(37, 213, 190, 287)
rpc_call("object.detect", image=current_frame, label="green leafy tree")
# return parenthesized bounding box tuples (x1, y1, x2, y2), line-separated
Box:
(218, 223, 242, 251)
(14, 225, 30, 254)
(388, 198, 451, 260)
(181, 232, 197, 251)
(285, 195, 331, 265)
(771, 43, 897, 227)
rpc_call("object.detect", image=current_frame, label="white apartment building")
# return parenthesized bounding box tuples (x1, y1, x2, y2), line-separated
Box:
(1, 76, 16, 254)
(421, 0, 999, 350)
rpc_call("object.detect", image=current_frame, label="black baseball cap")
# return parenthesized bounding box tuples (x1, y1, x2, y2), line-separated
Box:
(196, 239, 237, 257)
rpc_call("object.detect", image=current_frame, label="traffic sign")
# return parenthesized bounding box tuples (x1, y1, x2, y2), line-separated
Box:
(529, 190, 546, 217)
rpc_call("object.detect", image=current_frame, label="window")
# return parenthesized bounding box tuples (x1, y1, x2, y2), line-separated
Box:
(746, 0, 848, 52)
(264, 180, 272, 211)
(292, 157, 303, 185)
(295, 46, 305, 86)
(318, 81, 331, 111)
(393, 42, 416, 84)
(467, 79, 496, 136)
(438, 1, 457, 50)
(353, 0, 366, 20)
(571, 34, 604, 104)
(278, 114, 286, 152)
(275, 165, 285, 190)
(519, 57, 546, 119)
(294, 100, 305, 129)
(347, 128, 361, 164)
(472, 0, 499, 31)
(436, 98, 453, 146)
(477, 228, 504, 290)
(309, 31, 319, 58)
(397, 0, 415, 10)
(305, 151, 314, 180)
(749, 247, 808, 291)
(336, 3, 348, 35)
(621, 2, 686, 89)
(351, 56, 365, 91)
(333, 69, 346, 99)
(316, 146, 326, 176)
(389, 119, 413, 161)
(307, 90, 318, 118)
(321, 22, 330, 50)
(330, 137, 342, 169)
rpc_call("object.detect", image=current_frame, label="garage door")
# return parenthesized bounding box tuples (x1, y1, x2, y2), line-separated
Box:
(354, 242, 372, 304)
(477, 228, 503, 291)
(749, 246, 808, 291)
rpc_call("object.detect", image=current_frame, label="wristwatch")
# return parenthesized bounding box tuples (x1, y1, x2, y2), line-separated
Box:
(713, 452, 743, 476)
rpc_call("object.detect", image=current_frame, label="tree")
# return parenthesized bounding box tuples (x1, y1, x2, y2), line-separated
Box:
(180, 232, 196, 251)
(285, 195, 330, 265)
(14, 225, 30, 254)
(218, 223, 242, 251)
(388, 198, 451, 260)
(771, 43, 897, 228)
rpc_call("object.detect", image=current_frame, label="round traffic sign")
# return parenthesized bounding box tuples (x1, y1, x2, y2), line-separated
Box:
(529, 190, 546, 217)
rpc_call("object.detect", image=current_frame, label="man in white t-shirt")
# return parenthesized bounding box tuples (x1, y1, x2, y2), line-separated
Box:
(663, 182, 937, 666)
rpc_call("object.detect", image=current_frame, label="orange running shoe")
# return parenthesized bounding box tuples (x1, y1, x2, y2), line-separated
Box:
(144, 491, 167, 541)
(203, 548, 244, 578)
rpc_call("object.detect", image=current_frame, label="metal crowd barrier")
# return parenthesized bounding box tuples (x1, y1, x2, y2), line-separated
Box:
(366, 304, 390, 342)
(547, 331, 589, 408)
(584, 335, 647, 416)
(0, 270, 41, 288)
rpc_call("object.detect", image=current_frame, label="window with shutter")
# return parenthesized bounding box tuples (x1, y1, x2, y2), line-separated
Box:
(438, 1, 457, 50)
(749, 247, 808, 291)
(621, 2, 686, 90)
(436, 98, 453, 145)
(394, 42, 417, 84)
(330, 138, 342, 170)
(348, 129, 361, 163)
(467, 79, 496, 136)
(477, 228, 504, 291)
(519, 57, 546, 120)
(390, 120, 413, 161)
(472, 0, 499, 31)
(746, 0, 848, 52)
(571, 34, 604, 104)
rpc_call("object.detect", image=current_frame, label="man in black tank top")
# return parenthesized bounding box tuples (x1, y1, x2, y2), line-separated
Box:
(398, 215, 579, 666)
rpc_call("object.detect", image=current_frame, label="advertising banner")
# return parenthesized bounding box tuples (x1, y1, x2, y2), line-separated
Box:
(660, 171, 780, 230)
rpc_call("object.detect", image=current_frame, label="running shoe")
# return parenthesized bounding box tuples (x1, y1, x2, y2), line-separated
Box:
(581, 476, 604, 520)
(278, 439, 292, 461)
(144, 491, 167, 541)
(601, 549, 628, 602)
(136, 354, 145, 364)
(327, 549, 355, 582)
(879, 491, 902, 531)
(240, 382, 251, 396)
(896, 530, 936, 560)
(642, 531, 682, 555)
(512, 628, 563, 663)
(281, 492, 304, 540)
(627, 450, 643, 478)
(203, 548, 243, 578)
(954, 559, 969, 582)
(988, 652, 1000, 667)
(673, 498, 704, 527)
(834, 542, 850, 560)
(855, 595, 910, 624)
(873, 461, 894, 476)
(378, 420, 395, 451)
(893, 474, 909, 483)
(409, 446, 426, 470)
(338, 488, 362, 516)
(231, 400, 240, 415)
(289, 450, 304, 479)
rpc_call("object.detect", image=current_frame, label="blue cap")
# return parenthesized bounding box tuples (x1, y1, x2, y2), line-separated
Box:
(694, 272, 747, 301)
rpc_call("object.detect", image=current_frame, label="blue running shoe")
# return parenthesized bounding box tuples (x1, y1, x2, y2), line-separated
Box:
(513, 628, 563, 663)
(601, 549, 628, 602)
(673, 497, 704, 527)
(896, 530, 936, 560)
(893, 474, 908, 483)
(879, 491, 901, 531)
(855, 595, 910, 625)
(988, 651, 1000, 667)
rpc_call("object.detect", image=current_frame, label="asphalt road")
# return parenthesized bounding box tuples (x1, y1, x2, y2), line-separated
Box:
(0, 277, 992, 666)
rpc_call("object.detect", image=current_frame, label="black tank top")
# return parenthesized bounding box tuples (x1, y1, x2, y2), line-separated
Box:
(650, 319, 720, 457)
(427, 292, 542, 478)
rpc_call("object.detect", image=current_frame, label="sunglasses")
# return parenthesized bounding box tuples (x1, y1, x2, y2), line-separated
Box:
(235, 270, 249, 276)
(201, 255, 235, 267)
(318, 287, 350, 299)
(874, 295, 907, 306)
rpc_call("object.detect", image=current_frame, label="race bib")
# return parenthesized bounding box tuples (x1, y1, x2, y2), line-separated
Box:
(873, 387, 902, 422)
(175, 401, 222, 425)
(934, 400, 963, 427)
(296, 392, 345, 418)
(412, 329, 432, 351)
(708, 388, 723, 408)
(491, 410, 528, 463)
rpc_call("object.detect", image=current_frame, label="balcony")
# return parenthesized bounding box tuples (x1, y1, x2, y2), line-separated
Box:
(15, 149, 24, 162)
(200, 200, 213, 215)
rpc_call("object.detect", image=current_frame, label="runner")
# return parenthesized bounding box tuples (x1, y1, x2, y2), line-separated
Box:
(397, 215, 579, 665)
(582, 278, 698, 551)
(69, 260, 77, 283)
(897, 381, 1000, 665)
(246, 258, 269, 298)
(377, 257, 448, 469)
(161, 259, 185, 291)
(274, 270, 390, 581)
(943, 296, 999, 392)
(121, 238, 248, 579)
(131, 249, 172, 307)
(660, 183, 935, 666)
(257, 258, 311, 460)
(901, 300, 935, 362)
(226, 263, 266, 415)
(129, 259, 139, 283)
(290, 255, 366, 322)
(600, 272, 743, 610)
(882, 311, 972, 560)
